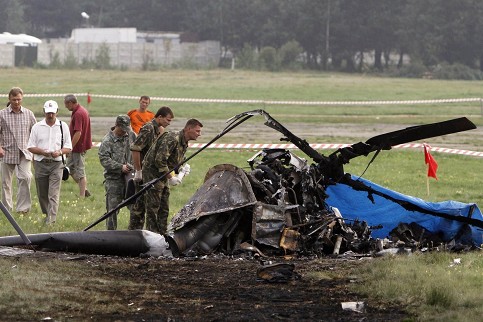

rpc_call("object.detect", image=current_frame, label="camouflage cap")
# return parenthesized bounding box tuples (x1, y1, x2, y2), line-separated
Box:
(116, 114, 131, 132)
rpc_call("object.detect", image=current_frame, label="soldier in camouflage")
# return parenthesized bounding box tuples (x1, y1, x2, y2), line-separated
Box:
(128, 106, 174, 230)
(98, 115, 135, 230)
(142, 118, 203, 234)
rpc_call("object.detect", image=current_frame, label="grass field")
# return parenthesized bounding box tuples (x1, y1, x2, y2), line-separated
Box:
(0, 68, 482, 321)
(2, 68, 483, 123)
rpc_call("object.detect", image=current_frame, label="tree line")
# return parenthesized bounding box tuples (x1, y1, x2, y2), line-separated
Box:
(2, 0, 483, 76)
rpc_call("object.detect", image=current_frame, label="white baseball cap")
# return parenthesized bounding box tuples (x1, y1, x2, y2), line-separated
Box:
(43, 100, 58, 113)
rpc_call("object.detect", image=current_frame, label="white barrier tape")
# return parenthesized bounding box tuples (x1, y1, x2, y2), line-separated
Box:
(187, 142, 483, 157)
(89, 141, 482, 157)
(1, 93, 481, 106)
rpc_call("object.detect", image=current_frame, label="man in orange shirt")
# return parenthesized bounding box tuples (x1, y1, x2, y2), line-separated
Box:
(127, 96, 155, 134)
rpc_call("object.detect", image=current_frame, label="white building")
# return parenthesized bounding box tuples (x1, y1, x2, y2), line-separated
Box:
(0, 28, 220, 68)
(69, 28, 137, 43)
(0, 32, 42, 46)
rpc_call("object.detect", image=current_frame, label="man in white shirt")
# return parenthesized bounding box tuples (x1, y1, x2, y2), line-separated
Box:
(28, 100, 72, 224)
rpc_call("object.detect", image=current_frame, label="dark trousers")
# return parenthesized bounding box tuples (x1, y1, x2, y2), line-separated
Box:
(144, 183, 170, 234)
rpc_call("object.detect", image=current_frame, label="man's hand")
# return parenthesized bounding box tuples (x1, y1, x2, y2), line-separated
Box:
(134, 170, 142, 182)
(177, 164, 191, 180)
(121, 164, 131, 174)
(180, 164, 191, 175)
(168, 176, 182, 186)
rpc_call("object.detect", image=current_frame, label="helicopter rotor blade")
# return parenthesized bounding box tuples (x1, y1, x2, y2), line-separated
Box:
(331, 117, 476, 164)
(365, 117, 476, 150)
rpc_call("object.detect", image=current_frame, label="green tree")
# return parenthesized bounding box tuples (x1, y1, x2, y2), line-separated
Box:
(364, 0, 403, 70)
(258, 46, 280, 71)
(10, 0, 483, 73)
(23, 0, 82, 37)
(279, 40, 303, 69)
(279, 0, 330, 69)
(438, 0, 483, 68)
(0, 0, 26, 33)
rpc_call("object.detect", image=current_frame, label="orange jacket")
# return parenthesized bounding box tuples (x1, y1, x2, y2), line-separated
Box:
(127, 109, 155, 134)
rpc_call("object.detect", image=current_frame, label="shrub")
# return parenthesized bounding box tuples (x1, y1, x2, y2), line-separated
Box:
(49, 50, 62, 69)
(95, 43, 111, 69)
(393, 62, 429, 78)
(258, 46, 280, 71)
(33, 62, 49, 69)
(80, 57, 95, 70)
(142, 51, 155, 71)
(432, 63, 483, 80)
(236, 44, 257, 69)
(279, 40, 303, 70)
(63, 48, 78, 69)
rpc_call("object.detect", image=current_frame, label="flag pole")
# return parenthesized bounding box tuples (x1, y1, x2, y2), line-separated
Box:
(423, 143, 438, 196)
(426, 175, 430, 196)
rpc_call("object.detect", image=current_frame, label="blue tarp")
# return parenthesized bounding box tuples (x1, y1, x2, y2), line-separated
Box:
(325, 174, 483, 245)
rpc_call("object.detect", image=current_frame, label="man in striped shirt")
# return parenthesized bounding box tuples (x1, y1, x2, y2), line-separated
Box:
(0, 87, 37, 213)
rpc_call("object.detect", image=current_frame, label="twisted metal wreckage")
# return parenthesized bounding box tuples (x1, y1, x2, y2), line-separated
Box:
(1, 110, 482, 258)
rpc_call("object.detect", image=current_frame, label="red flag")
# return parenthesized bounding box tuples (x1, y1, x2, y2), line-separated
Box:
(87, 92, 92, 105)
(423, 143, 438, 180)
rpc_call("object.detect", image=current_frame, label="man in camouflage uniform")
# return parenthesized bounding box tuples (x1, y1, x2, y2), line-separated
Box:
(98, 115, 135, 230)
(128, 106, 174, 230)
(142, 118, 203, 234)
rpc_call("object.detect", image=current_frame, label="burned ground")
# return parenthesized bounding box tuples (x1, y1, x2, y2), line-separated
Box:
(101, 256, 408, 321)
(0, 250, 409, 321)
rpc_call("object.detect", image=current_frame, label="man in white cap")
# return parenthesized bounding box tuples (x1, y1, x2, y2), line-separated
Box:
(28, 100, 72, 224)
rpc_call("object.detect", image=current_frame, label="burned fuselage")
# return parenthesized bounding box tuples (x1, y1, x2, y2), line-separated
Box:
(166, 149, 370, 257)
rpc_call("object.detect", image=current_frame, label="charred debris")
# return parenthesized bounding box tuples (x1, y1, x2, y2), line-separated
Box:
(166, 110, 481, 258)
(166, 150, 476, 259)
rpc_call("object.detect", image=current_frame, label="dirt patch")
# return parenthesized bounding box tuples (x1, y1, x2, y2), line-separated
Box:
(1, 249, 409, 321)
(90, 117, 482, 150)
(55, 254, 410, 321)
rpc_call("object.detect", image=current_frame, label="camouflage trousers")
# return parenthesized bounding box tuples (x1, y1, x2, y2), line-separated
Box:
(104, 178, 127, 230)
(128, 180, 145, 230)
(144, 181, 170, 234)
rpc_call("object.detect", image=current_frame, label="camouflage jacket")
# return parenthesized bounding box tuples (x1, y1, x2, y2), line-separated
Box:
(130, 119, 160, 160)
(98, 129, 134, 180)
(142, 130, 188, 181)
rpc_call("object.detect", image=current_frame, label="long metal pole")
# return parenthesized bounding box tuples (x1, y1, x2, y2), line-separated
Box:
(83, 113, 255, 231)
(0, 201, 32, 246)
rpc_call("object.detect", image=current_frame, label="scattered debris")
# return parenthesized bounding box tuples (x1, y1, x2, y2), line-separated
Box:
(256, 262, 301, 283)
(449, 258, 462, 267)
(341, 301, 365, 313)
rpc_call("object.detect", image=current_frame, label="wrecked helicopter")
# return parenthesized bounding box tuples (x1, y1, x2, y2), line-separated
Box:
(0, 110, 481, 258)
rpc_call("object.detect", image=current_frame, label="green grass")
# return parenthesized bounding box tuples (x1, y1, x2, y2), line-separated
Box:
(2, 69, 482, 125)
(0, 256, 137, 318)
(351, 252, 483, 322)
